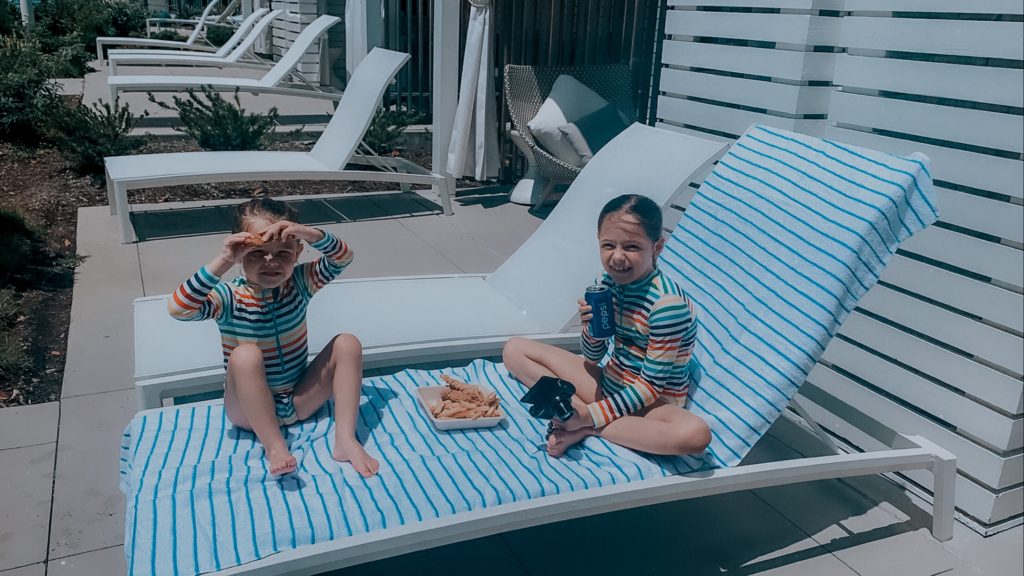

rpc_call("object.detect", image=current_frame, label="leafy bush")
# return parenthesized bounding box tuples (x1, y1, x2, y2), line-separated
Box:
(204, 23, 234, 47)
(363, 106, 424, 154)
(0, 210, 35, 284)
(0, 2, 21, 37)
(50, 100, 147, 176)
(0, 332, 30, 382)
(149, 29, 188, 42)
(0, 37, 64, 145)
(149, 86, 279, 151)
(33, 0, 148, 71)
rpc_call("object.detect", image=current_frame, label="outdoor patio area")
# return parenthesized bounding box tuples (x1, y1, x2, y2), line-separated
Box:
(0, 186, 1020, 575)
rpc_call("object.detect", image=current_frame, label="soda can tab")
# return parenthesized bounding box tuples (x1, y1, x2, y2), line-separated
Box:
(584, 285, 615, 338)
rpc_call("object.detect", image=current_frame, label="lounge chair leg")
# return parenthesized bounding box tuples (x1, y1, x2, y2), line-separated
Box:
(435, 174, 454, 215)
(113, 181, 135, 243)
(907, 434, 957, 541)
(106, 167, 117, 215)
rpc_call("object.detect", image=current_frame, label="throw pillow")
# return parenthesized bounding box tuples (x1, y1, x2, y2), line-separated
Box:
(526, 74, 611, 166)
(558, 103, 630, 165)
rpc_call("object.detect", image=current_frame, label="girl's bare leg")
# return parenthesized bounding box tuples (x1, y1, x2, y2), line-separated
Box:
(294, 333, 379, 477)
(549, 402, 711, 457)
(224, 343, 296, 475)
(503, 337, 604, 455)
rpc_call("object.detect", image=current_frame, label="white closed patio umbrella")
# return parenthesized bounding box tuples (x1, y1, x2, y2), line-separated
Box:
(446, 0, 500, 181)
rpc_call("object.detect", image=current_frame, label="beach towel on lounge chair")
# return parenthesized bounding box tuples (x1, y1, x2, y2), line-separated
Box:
(120, 125, 941, 575)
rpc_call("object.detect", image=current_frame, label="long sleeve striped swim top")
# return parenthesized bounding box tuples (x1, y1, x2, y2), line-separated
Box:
(167, 231, 353, 424)
(581, 267, 698, 428)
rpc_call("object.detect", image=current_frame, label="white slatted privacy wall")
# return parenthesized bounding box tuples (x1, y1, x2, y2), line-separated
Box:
(270, 0, 322, 83)
(658, 0, 844, 138)
(656, 2, 1023, 535)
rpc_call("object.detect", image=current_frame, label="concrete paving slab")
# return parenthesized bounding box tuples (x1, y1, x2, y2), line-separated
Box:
(398, 210, 524, 274)
(829, 528, 976, 576)
(61, 208, 143, 398)
(324, 535, 527, 576)
(0, 444, 56, 571)
(48, 390, 134, 559)
(501, 490, 839, 575)
(137, 230, 233, 295)
(47, 545, 124, 576)
(445, 198, 543, 261)
(318, 218, 465, 279)
(0, 403, 59, 450)
(941, 524, 1023, 576)
(0, 564, 45, 576)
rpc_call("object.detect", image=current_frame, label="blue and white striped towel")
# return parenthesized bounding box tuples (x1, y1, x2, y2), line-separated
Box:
(120, 125, 937, 575)
(662, 124, 937, 468)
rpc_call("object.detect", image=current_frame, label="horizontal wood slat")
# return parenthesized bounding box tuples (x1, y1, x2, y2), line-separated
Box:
(836, 312, 1024, 419)
(662, 40, 837, 81)
(822, 127, 1023, 201)
(660, 68, 832, 115)
(858, 285, 1024, 376)
(900, 225, 1024, 288)
(830, 90, 1024, 154)
(934, 186, 1023, 244)
(669, 0, 845, 9)
(840, 16, 1024, 60)
(657, 95, 825, 137)
(880, 256, 1023, 333)
(834, 54, 1024, 108)
(844, 0, 1024, 15)
(667, 10, 840, 45)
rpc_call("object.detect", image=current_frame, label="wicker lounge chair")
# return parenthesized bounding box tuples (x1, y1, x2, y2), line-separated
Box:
(504, 63, 637, 207)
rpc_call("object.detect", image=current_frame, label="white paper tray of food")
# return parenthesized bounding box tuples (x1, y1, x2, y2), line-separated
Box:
(415, 375, 506, 431)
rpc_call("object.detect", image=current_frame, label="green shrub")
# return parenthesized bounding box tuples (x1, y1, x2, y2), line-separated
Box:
(149, 86, 279, 151)
(363, 106, 424, 154)
(204, 23, 234, 47)
(0, 332, 30, 382)
(34, 0, 148, 66)
(0, 37, 64, 145)
(149, 29, 188, 42)
(50, 100, 147, 176)
(0, 2, 21, 37)
(0, 210, 35, 284)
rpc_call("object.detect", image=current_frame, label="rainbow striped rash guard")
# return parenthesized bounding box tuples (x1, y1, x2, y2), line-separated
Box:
(581, 267, 698, 428)
(168, 231, 353, 424)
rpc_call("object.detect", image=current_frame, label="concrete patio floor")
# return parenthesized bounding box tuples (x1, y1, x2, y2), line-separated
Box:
(0, 188, 1020, 576)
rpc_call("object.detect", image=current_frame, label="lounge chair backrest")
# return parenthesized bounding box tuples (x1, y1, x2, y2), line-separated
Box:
(310, 47, 410, 169)
(260, 15, 341, 88)
(210, 7, 268, 58)
(211, 0, 240, 24)
(223, 9, 281, 62)
(660, 124, 938, 468)
(485, 124, 726, 331)
(185, 0, 222, 44)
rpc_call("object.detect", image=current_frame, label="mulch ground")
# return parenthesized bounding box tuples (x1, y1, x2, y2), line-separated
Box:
(0, 135, 478, 407)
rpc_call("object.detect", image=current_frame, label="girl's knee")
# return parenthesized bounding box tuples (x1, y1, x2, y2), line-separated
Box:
(674, 417, 712, 455)
(331, 333, 362, 359)
(227, 342, 263, 368)
(502, 337, 529, 363)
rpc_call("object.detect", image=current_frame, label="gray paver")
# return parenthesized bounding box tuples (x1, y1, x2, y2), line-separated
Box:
(501, 490, 834, 575)
(0, 403, 59, 450)
(941, 523, 1023, 576)
(319, 218, 466, 278)
(445, 199, 546, 260)
(136, 229, 233, 295)
(0, 444, 56, 571)
(48, 390, 134, 559)
(325, 535, 527, 576)
(47, 545, 124, 576)
(0, 563, 45, 576)
(61, 208, 143, 398)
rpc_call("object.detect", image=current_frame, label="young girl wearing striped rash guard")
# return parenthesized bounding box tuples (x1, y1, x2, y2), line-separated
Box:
(504, 194, 712, 458)
(168, 197, 378, 478)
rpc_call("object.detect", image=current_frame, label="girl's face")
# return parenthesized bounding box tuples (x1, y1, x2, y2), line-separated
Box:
(598, 211, 664, 285)
(240, 217, 300, 289)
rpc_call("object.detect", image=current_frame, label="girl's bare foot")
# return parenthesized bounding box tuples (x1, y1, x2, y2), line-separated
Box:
(546, 427, 592, 457)
(267, 445, 297, 476)
(334, 436, 379, 477)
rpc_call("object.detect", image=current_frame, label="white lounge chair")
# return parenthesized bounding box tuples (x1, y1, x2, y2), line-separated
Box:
(108, 8, 281, 75)
(107, 14, 342, 105)
(119, 124, 956, 576)
(96, 0, 224, 61)
(144, 0, 240, 38)
(105, 48, 452, 245)
(130, 122, 728, 407)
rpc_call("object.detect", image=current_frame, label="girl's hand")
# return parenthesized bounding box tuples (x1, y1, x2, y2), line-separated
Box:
(258, 220, 324, 244)
(578, 298, 593, 324)
(220, 232, 259, 265)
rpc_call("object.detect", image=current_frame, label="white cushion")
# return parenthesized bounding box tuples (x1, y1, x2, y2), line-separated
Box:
(526, 75, 610, 166)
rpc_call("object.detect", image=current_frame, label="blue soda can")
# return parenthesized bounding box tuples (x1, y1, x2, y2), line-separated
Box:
(585, 285, 615, 338)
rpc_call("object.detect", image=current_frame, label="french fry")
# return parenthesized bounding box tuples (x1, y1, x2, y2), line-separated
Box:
(430, 374, 503, 420)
